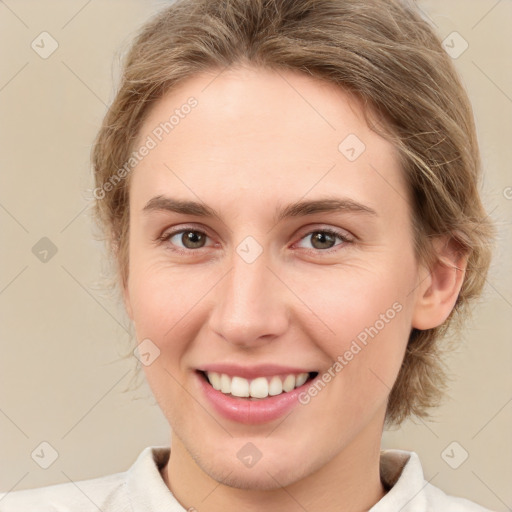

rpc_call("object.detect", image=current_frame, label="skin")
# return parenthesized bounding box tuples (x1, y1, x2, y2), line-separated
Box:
(123, 65, 466, 512)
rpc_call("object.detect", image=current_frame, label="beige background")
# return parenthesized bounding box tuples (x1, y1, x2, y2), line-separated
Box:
(0, 0, 511, 509)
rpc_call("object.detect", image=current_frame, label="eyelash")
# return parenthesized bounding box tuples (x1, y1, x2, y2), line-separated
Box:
(155, 225, 353, 256)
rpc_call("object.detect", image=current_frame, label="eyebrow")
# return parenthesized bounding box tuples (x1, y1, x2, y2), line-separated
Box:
(142, 195, 378, 223)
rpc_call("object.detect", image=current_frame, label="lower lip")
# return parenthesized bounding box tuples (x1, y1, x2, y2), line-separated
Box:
(197, 372, 312, 425)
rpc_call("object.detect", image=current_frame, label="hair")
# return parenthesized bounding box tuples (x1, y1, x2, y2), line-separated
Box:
(91, 0, 496, 426)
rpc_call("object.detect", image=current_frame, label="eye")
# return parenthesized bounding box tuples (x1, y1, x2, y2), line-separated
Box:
(295, 228, 352, 252)
(157, 228, 212, 252)
(156, 226, 353, 254)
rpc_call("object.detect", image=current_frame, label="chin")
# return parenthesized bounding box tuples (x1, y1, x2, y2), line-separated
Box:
(186, 440, 310, 491)
(202, 460, 306, 491)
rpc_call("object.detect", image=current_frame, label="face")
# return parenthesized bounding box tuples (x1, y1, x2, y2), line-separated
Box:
(124, 65, 425, 489)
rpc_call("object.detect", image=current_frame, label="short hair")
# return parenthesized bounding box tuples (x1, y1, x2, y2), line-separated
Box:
(91, 0, 496, 426)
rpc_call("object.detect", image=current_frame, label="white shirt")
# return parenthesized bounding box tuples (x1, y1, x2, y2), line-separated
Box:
(0, 446, 495, 511)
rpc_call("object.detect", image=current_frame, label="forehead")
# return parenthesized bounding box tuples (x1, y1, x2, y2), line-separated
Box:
(130, 66, 410, 220)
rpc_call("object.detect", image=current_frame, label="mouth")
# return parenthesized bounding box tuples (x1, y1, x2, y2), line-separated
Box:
(197, 370, 319, 401)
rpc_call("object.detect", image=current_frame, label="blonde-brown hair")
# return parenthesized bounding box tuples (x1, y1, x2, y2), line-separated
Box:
(91, 0, 495, 426)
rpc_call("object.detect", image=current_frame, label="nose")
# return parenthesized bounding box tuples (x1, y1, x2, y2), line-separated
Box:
(208, 250, 289, 349)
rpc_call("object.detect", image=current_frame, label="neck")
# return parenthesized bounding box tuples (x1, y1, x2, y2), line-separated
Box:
(164, 418, 386, 512)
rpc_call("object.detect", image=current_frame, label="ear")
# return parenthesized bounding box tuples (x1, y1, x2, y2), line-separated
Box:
(411, 235, 468, 330)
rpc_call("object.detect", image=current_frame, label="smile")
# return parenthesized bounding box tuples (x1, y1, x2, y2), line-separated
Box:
(202, 371, 316, 399)
(196, 366, 320, 424)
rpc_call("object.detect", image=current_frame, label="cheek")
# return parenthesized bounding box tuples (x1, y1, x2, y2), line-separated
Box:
(299, 262, 413, 350)
(127, 258, 218, 377)
(128, 264, 202, 418)
(128, 258, 199, 332)
(297, 261, 414, 403)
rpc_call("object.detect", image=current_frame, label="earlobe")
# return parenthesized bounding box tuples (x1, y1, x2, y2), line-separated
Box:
(411, 236, 468, 331)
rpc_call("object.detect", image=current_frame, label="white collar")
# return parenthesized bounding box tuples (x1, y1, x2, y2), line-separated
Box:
(125, 446, 446, 512)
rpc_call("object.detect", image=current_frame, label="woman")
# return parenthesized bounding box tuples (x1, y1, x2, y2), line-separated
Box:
(0, 0, 497, 510)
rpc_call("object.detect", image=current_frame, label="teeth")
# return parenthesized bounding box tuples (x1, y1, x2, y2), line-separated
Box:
(268, 376, 283, 396)
(282, 374, 295, 392)
(295, 372, 308, 387)
(208, 372, 221, 390)
(250, 377, 268, 399)
(220, 373, 231, 394)
(205, 371, 310, 399)
(231, 376, 249, 397)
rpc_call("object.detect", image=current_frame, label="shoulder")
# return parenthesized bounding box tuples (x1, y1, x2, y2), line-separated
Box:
(376, 449, 496, 512)
(0, 471, 127, 512)
(0, 446, 172, 512)
(424, 480, 496, 511)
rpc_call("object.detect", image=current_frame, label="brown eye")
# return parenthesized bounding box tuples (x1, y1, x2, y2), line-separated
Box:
(159, 229, 210, 251)
(180, 230, 207, 249)
(296, 229, 351, 252)
(309, 231, 337, 250)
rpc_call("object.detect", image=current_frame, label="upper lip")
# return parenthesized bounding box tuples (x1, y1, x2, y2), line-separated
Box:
(198, 364, 315, 380)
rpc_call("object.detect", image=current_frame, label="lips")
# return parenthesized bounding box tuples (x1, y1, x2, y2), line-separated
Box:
(195, 364, 319, 424)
